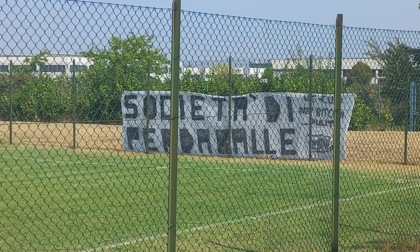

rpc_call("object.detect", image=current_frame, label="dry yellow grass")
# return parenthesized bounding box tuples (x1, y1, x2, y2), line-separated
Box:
(1, 121, 420, 168)
(346, 130, 420, 165)
(0, 121, 122, 151)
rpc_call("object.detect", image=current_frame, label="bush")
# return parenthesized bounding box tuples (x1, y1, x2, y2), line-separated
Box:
(5, 75, 72, 122)
(79, 35, 169, 123)
(0, 50, 75, 122)
(349, 98, 374, 131)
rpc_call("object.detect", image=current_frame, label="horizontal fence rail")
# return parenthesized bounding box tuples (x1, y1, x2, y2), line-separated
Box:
(0, 0, 420, 251)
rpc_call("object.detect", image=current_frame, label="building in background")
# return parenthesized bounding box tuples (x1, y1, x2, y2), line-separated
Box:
(1, 54, 384, 85)
(0, 54, 92, 76)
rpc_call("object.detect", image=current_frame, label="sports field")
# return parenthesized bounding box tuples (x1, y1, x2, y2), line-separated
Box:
(1, 143, 419, 251)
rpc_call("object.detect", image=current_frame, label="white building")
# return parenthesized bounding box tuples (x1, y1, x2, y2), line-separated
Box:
(0, 54, 92, 76)
(1, 54, 385, 85)
(249, 58, 384, 84)
(184, 67, 202, 77)
(341, 58, 384, 84)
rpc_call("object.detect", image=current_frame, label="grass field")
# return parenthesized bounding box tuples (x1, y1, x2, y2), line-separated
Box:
(1, 143, 420, 251)
(2, 122, 420, 165)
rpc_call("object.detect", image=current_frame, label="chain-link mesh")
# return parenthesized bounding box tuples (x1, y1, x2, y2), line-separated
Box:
(340, 27, 420, 251)
(0, 0, 419, 251)
(1, 1, 172, 251)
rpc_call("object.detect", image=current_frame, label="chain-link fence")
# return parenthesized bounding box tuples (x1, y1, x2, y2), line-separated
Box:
(1, 0, 419, 251)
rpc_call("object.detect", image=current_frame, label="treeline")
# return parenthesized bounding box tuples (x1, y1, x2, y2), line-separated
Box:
(0, 35, 418, 131)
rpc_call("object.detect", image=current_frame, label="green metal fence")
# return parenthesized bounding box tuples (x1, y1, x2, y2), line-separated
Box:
(1, 0, 420, 251)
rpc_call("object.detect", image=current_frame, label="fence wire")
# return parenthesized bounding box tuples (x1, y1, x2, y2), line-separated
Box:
(0, 0, 419, 251)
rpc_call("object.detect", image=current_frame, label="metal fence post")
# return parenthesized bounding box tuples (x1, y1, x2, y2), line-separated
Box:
(168, 0, 181, 251)
(228, 56, 232, 157)
(145, 64, 151, 153)
(308, 55, 313, 160)
(332, 14, 343, 252)
(404, 83, 412, 164)
(72, 59, 77, 149)
(9, 60, 13, 145)
(409, 82, 416, 131)
(404, 128, 408, 165)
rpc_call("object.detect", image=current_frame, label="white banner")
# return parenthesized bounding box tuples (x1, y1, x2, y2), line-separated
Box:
(121, 91, 355, 160)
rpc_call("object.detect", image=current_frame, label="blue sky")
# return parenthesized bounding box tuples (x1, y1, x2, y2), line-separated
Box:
(91, 0, 420, 31)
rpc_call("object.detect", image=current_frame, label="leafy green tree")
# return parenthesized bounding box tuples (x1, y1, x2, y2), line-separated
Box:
(346, 61, 373, 87)
(279, 63, 309, 92)
(205, 63, 240, 96)
(345, 61, 375, 126)
(14, 74, 72, 121)
(260, 65, 276, 92)
(23, 50, 49, 76)
(0, 51, 73, 122)
(368, 40, 420, 127)
(180, 69, 206, 93)
(278, 57, 334, 94)
(349, 96, 374, 130)
(241, 75, 266, 94)
(80, 34, 168, 122)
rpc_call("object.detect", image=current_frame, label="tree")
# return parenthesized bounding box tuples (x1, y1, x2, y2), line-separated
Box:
(180, 69, 206, 93)
(0, 50, 73, 122)
(346, 61, 373, 87)
(205, 63, 241, 96)
(346, 61, 374, 106)
(80, 34, 168, 122)
(278, 57, 334, 94)
(368, 40, 420, 127)
(15, 74, 72, 121)
(261, 65, 276, 92)
(344, 61, 376, 130)
(23, 50, 49, 76)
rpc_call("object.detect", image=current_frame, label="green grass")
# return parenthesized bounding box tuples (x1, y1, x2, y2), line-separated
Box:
(0, 144, 419, 251)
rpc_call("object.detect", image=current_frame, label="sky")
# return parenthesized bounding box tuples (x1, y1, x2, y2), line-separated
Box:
(90, 0, 420, 31)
